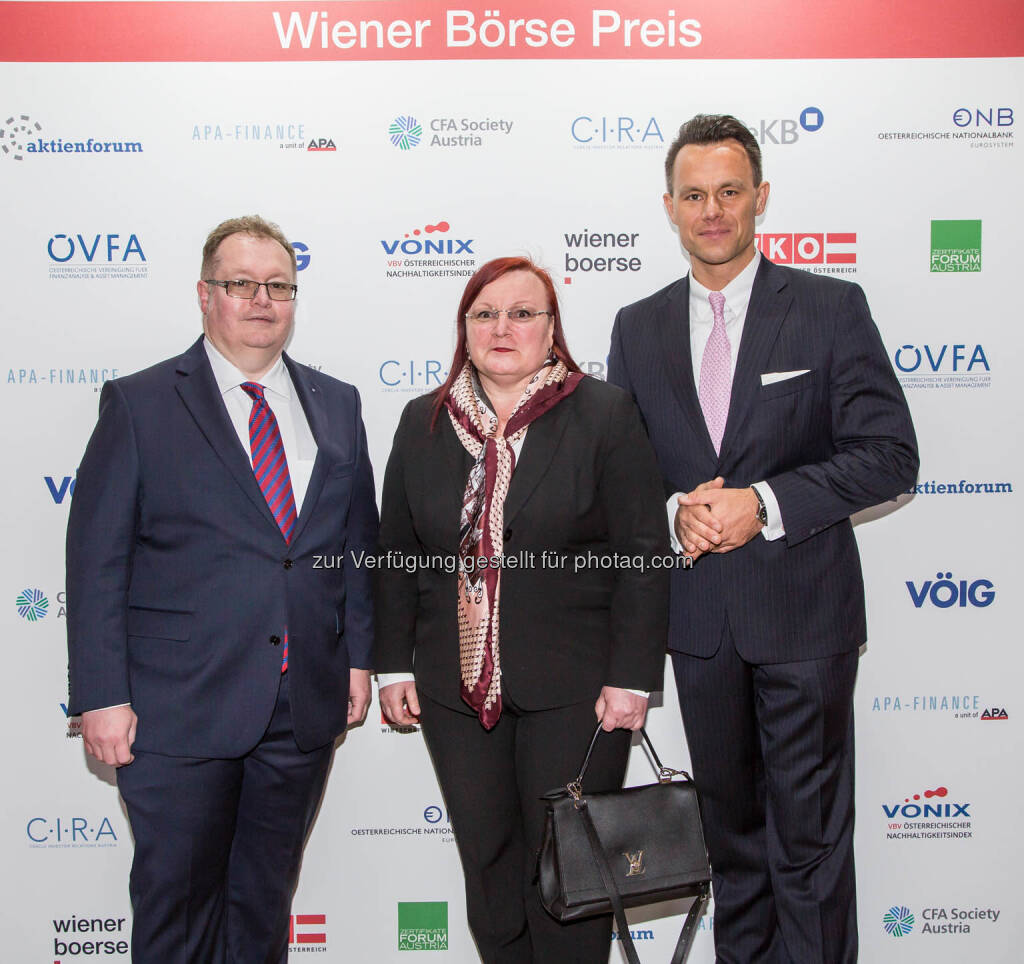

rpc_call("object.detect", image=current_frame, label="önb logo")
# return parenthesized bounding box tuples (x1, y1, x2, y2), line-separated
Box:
(380, 221, 473, 257)
(882, 786, 970, 820)
(953, 107, 1013, 128)
(389, 115, 422, 150)
(906, 572, 995, 608)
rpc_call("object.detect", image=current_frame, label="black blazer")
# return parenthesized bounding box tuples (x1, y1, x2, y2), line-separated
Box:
(66, 337, 379, 755)
(609, 258, 919, 662)
(375, 375, 669, 712)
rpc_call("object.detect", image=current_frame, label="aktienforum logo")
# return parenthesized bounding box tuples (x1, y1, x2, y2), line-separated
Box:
(930, 220, 981, 272)
(398, 901, 448, 950)
(16, 588, 49, 621)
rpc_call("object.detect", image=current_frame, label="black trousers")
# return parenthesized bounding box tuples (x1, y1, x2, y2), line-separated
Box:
(672, 635, 859, 964)
(419, 689, 631, 964)
(117, 672, 333, 964)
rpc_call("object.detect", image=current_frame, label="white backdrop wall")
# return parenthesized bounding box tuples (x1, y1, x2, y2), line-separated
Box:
(1, 2, 1021, 961)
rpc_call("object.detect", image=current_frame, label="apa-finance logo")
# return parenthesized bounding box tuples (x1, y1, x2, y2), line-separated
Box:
(6, 364, 120, 389)
(883, 786, 972, 841)
(883, 905, 915, 937)
(931, 220, 981, 272)
(570, 114, 665, 149)
(2, 112, 143, 160)
(398, 901, 448, 951)
(27, 815, 120, 848)
(47, 231, 147, 281)
(906, 572, 995, 609)
(191, 119, 306, 151)
(16, 588, 48, 621)
(380, 219, 477, 280)
(289, 913, 327, 952)
(869, 693, 983, 720)
(755, 232, 856, 275)
(389, 115, 422, 150)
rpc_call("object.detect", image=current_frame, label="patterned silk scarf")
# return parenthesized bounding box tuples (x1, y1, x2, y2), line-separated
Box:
(444, 359, 583, 729)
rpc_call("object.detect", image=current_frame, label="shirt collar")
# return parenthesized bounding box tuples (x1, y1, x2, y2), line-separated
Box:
(689, 251, 761, 320)
(203, 337, 291, 400)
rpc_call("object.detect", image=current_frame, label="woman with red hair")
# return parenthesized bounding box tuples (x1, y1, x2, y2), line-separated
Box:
(376, 257, 669, 962)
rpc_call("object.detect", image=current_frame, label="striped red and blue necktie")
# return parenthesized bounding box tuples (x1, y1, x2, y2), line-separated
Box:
(241, 381, 296, 671)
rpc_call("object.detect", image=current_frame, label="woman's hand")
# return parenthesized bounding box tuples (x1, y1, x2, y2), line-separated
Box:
(595, 686, 648, 732)
(380, 680, 422, 726)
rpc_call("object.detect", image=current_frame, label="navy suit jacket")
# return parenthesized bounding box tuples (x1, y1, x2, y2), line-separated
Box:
(66, 337, 378, 755)
(608, 257, 918, 663)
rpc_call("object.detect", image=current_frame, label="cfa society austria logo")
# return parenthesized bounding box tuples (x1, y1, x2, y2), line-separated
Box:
(389, 115, 422, 150)
(883, 905, 915, 937)
(16, 588, 49, 621)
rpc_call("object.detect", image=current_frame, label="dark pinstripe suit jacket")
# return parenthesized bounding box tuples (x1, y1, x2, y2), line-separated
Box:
(608, 257, 918, 663)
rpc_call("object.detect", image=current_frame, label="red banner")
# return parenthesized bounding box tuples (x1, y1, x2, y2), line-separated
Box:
(1, 0, 1021, 62)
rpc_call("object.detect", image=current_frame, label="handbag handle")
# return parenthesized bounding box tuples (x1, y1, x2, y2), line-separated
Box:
(568, 723, 693, 801)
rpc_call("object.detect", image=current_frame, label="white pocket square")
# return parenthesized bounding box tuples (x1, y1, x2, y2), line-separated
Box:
(761, 369, 810, 386)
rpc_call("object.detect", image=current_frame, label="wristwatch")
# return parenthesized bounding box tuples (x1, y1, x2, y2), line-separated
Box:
(751, 485, 768, 527)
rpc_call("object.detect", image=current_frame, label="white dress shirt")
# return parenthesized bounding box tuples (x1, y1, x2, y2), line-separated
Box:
(203, 338, 317, 512)
(666, 252, 785, 549)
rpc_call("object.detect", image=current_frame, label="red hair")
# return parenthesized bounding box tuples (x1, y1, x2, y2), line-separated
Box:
(429, 257, 581, 429)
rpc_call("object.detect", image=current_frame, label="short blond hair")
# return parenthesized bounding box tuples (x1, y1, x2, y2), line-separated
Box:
(200, 215, 296, 279)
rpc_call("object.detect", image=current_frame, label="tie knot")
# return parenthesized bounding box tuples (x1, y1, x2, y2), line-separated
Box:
(240, 381, 266, 403)
(708, 291, 726, 322)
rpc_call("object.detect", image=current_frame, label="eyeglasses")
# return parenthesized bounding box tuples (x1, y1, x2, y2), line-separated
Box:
(465, 307, 552, 324)
(205, 279, 298, 302)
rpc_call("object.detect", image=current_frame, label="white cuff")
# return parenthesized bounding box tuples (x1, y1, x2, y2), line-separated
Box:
(752, 482, 785, 541)
(377, 672, 415, 688)
(625, 689, 650, 699)
(666, 492, 686, 553)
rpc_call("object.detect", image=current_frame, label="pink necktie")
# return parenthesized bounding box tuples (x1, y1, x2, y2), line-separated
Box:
(698, 291, 731, 454)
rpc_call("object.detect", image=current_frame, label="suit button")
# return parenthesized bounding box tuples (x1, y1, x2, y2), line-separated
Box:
(270, 635, 281, 645)
(503, 528, 512, 542)
(283, 558, 293, 569)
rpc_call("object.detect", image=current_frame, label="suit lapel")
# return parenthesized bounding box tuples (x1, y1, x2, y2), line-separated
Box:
(719, 258, 793, 460)
(657, 278, 719, 460)
(502, 397, 574, 526)
(286, 355, 328, 546)
(174, 337, 281, 532)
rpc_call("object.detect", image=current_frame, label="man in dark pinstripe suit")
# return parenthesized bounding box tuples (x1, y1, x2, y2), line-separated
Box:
(608, 114, 918, 963)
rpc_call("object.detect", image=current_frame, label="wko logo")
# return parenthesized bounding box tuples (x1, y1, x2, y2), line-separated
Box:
(755, 232, 856, 274)
(906, 572, 995, 609)
(47, 232, 147, 281)
(2, 113, 142, 160)
(289, 913, 327, 952)
(570, 115, 664, 148)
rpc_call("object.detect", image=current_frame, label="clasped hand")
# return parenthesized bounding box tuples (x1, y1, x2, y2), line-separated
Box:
(674, 477, 763, 561)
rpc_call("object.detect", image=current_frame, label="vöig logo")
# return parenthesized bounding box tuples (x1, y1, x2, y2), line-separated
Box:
(906, 572, 995, 609)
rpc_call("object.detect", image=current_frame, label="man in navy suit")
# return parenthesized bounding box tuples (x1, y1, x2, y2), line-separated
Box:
(608, 116, 918, 962)
(66, 215, 378, 963)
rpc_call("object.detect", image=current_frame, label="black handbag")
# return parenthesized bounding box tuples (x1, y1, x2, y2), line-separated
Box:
(537, 724, 711, 964)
